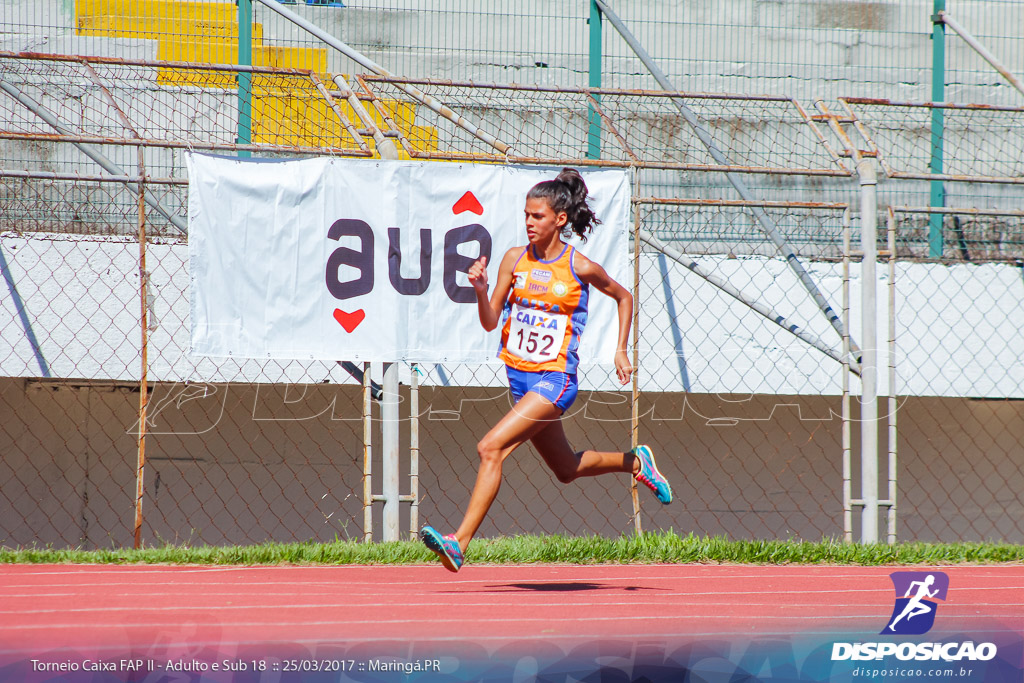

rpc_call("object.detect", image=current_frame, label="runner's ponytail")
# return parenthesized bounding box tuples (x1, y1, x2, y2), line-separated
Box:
(526, 167, 601, 242)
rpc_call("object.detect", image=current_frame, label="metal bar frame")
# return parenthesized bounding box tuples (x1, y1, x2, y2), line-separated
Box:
(0, 78, 187, 233)
(250, 0, 511, 155)
(630, 166, 642, 534)
(839, 97, 1024, 113)
(362, 362, 373, 542)
(637, 226, 860, 375)
(593, 0, 860, 364)
(358, 74, 821, 102)
(0, 132, 372, 158)
(309, 71, 371, 155)
(332, 74, 398, 159)
(841, 209, 853, 543)
(381, 363, 400, 542)
(891, 206, 1024, 218)
(938, 10, 1024, 98)
(1, 50, 323, 76)
(8, 18, 1017, 547)
(857, 157, 879, 544)
(930, 1, 946, 258)
(409, 364, 420, 540)
(886, 208, 898, 545)
(836, 97, 1024, 185)
(586, 0, 602, 160)
(237, 0, 253, 158)
(354, 78, 852, 175)
(133, 149, 148, 550)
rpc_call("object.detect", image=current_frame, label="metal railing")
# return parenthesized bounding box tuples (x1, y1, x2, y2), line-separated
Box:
(2, 48, 1023, 548)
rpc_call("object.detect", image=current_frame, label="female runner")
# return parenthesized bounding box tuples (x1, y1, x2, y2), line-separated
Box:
(420, 168, 672, 572)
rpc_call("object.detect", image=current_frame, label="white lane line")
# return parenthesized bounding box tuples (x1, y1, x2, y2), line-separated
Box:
(0, 602, 899, 615)
(3, 583, 1022, 598)
(3, 625, 1023, 658)
(5, 612, 1022, 633)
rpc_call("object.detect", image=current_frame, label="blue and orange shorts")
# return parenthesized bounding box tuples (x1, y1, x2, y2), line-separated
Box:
(506, 366, 579, 412)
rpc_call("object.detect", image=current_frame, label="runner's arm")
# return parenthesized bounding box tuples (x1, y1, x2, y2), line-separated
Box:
(575, 254, 634, 384)
(469, 247, 522, 332)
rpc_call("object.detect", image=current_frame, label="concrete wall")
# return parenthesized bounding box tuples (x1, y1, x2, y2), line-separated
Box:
(4, 377, 1023, 548)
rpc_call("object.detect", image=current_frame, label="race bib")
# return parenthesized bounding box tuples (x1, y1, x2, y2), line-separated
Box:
(506, 303, 567, 364)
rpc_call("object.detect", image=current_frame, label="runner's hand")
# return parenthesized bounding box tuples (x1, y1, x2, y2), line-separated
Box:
(468, 256, 488, 293)
(614, 349, 633, 385)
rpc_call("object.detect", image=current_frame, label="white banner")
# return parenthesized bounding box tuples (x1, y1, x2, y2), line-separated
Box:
(187, 155, 630, 364)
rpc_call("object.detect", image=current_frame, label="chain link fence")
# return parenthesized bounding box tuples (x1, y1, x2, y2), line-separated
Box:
(2, 44, 1023, 548)
(7, 0, 1024, 105)
(825, 97, 1024, 543)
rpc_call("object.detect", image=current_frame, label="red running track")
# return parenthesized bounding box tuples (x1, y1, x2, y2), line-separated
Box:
(3, 563, 1024, 654)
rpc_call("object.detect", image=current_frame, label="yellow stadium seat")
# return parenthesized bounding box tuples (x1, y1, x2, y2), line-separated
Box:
(77, 0, 439, 157)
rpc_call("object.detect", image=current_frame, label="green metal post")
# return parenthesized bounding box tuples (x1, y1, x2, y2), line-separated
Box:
(929, 0, 945, 257)
(238, 0, 253, 158)
(586, 0, 602, 159)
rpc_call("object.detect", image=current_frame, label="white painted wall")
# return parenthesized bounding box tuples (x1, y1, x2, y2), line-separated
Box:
(3, 232, 1022, 397)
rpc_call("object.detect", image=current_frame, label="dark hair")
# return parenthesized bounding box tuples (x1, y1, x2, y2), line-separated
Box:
(526, 167, 601, 242)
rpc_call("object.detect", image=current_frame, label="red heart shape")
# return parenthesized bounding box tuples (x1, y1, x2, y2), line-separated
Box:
(333, 308, 365, 333)
(452, 190, 484, 216)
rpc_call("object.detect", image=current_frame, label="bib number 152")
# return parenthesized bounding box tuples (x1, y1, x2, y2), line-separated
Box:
(507, 305, 567, 363)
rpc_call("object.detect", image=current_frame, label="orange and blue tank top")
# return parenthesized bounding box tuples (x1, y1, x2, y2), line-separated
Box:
(499, 244, 589, 373)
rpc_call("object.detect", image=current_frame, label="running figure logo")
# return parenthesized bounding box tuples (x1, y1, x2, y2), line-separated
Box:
(883, 571, 950, 635)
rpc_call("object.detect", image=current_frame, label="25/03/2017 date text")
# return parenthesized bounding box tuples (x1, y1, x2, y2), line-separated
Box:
(276, 659, 443, 674)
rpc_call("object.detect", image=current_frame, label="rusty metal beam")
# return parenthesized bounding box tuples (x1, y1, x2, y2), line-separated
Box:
(595, 0, 859, 358)
(634, 197, 849, 210)
(1, 50, 318, 77)
(0, 169, 185, 184)
(0, 76, 187, 233)
(841, 96, 1024, 113)
(0, 131, 371, 158)
(938, 11, 1024, 100)
(639, 229, 860, 374)
(250, 0, 511, 156)
(360, 74, 799, 102)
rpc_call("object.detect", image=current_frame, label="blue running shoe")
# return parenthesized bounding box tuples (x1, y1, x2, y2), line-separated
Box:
(420, 525, 464, 572)
(633, 445, 673, 504)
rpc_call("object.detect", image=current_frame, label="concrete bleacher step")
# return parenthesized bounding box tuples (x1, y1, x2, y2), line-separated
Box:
(74, 0, 437, 153)
(76, 0, 238, 29)
(77, 17, 265, 43)
(252, 94, 437, 155)
(155, 40, 327, 85)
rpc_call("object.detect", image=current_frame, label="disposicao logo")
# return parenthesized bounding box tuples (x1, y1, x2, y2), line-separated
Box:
(831, 571, 998, 663)
(884, 571, 949, 635)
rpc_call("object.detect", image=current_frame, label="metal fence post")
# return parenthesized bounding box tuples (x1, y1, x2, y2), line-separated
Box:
(886, 208, 898, 544)
(587, 0, 602, 160)
(409, 364, 419, 540)
(594, 0, 860, 359)
(134, 167, 148, 550)
(841, 209, 852, 543)
(630, 168, 641, 533)
(858, 158, 879, 544)
(381, 362, 400, 542)
(236, 0, 252, 157)
(929, 0, 945, 258)
(362, 362, 373, 542)
(939, 11, 1024, 98)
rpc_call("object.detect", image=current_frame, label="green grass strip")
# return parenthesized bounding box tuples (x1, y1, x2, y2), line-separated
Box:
(2, 532, 1023, 566)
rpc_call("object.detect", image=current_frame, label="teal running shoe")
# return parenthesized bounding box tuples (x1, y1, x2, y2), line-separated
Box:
(633, 445, 673, 504)
(420, 525, 464, 572)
